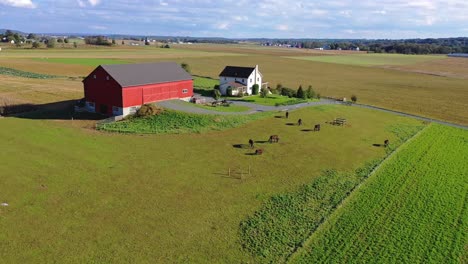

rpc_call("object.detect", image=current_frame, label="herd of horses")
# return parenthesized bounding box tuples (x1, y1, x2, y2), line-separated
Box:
(248, 112, 323, 155)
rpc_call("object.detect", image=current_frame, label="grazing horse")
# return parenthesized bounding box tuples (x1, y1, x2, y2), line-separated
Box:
(314, 124, 321, 131)
(249, 139, 254, 148)
(269, 135, 280, 143)
(255, 149, 264, 155)
(384, 139, 389, 147)
(298, 119, 303, 126)
(285, 111, 289, 119)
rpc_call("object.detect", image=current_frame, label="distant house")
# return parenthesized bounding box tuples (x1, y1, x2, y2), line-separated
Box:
(83, 62, 193, 116)
(218, 65, 267, 96)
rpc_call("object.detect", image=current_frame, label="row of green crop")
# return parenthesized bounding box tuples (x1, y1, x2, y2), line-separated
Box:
(0, 67, 58, 79)
(292, 124, 468, 263)
(238, 122, 425, 263)
(97, 110, 271, 134)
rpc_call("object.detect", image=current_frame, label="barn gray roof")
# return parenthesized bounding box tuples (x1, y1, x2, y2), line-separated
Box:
(100, 62, 192, 88)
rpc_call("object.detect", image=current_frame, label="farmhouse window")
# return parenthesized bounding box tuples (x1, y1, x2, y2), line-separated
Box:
(242, 79, 244, 82)
(106, 76, 110, 80)
(182, 89, 188, 93)
(250, 78, 252, 82)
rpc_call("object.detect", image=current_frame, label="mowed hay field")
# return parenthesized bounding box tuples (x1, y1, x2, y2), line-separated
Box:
(0, 105, 424, 263)
(0, 45, 467, 125)
(291, 124, 468, 263)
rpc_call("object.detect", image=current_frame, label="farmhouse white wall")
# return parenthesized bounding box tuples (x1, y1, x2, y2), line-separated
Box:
(219, 65, 263, 95)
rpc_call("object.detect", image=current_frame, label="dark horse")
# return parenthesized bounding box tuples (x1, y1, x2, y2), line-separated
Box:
(285, 111, 289, 119)
(298, 119, 303, 126)
(384, 139, 389, 147)
(269, 135, 280, 143)
(255, 149, 264, 155)
(314, 124, 321, 131)
(249, 139, 254, 148)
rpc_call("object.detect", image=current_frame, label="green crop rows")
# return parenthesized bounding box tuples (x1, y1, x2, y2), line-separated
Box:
(239, 123, 425, 263)
(0, 67, 58, 79)
(292, 124, 468, 263)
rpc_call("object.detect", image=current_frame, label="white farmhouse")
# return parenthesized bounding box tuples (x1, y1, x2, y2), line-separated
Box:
(218, 65, 267, 96)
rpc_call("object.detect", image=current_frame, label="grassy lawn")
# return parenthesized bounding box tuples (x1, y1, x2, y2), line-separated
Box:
(193, 76, 218, 89)
(98, 109, 266, 133)
(0, 105, 425, 263)
(291, 124, 468, 263)
(177, 101, 251, 112)
(32, 58, 129, 66)
(231, 94, 313, 106)
(285, 53, 444, 67)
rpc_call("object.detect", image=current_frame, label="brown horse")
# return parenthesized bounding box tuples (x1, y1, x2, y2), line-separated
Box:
(249, 139, 254, 148)
(298, 119, 303, 126)
(314, 124, 321, 131)
(269, 135, 280, 143)
(255, 149, 264, 155)
(384, 139, 389, 147)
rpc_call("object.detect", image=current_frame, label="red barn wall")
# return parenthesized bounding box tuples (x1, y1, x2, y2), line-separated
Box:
(122, 80, 193, 107)
(83, 66, 123, 115)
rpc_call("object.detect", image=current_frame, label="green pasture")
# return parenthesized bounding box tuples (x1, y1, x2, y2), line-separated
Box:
(32, 58, 129, 66)
(292, 124, 468, 263)
(286, 53, 444, 67)
(232, 94, 314, 106)
(0, 105, 424, 263)
(193, 76, 218, 89)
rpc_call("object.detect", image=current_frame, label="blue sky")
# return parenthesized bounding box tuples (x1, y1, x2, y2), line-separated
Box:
(1, 0, 467, 38)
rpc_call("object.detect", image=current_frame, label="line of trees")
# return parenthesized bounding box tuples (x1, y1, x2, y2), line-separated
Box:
(84, 36, 112, 46)
(272, 84, 320, 99)
(262, 37, 468, 54)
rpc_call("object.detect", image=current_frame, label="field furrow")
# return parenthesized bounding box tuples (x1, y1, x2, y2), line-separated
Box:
(291, 124, 468, 263)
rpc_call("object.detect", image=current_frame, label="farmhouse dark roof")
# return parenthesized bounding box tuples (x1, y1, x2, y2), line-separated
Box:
(100, 62, 192, 88)
(219, 66, 255, 78)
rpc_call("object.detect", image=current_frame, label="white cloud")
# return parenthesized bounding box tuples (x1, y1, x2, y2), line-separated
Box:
(233, 15, 248, 21)
(215, 23, 229, 30)
(276, 24, 289, 31)
(89, 25, 107, 30)
(0, 0, 36, 8)
(88, 0, 100, 6)
(371, 10, 387, 15)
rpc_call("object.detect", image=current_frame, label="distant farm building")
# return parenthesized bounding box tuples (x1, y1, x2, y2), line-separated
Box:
(83, 62, 193, 116)
(448, 53, 468, 58)
(219, 65, 267, 96)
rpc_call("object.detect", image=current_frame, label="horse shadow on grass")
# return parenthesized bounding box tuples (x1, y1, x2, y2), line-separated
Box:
(286, 123, 296, 126)
(233, 144, 250, 149)
(255, 140, 269, 144)
(301, 129, 313, 132)
(372, 144, 383, 147)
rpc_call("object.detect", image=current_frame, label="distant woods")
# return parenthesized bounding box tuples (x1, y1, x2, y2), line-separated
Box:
(84, 36, 112, 46)
(263, 37, 468, 55)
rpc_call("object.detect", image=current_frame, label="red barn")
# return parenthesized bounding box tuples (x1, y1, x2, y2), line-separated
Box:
(83, 62, 193, 116)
